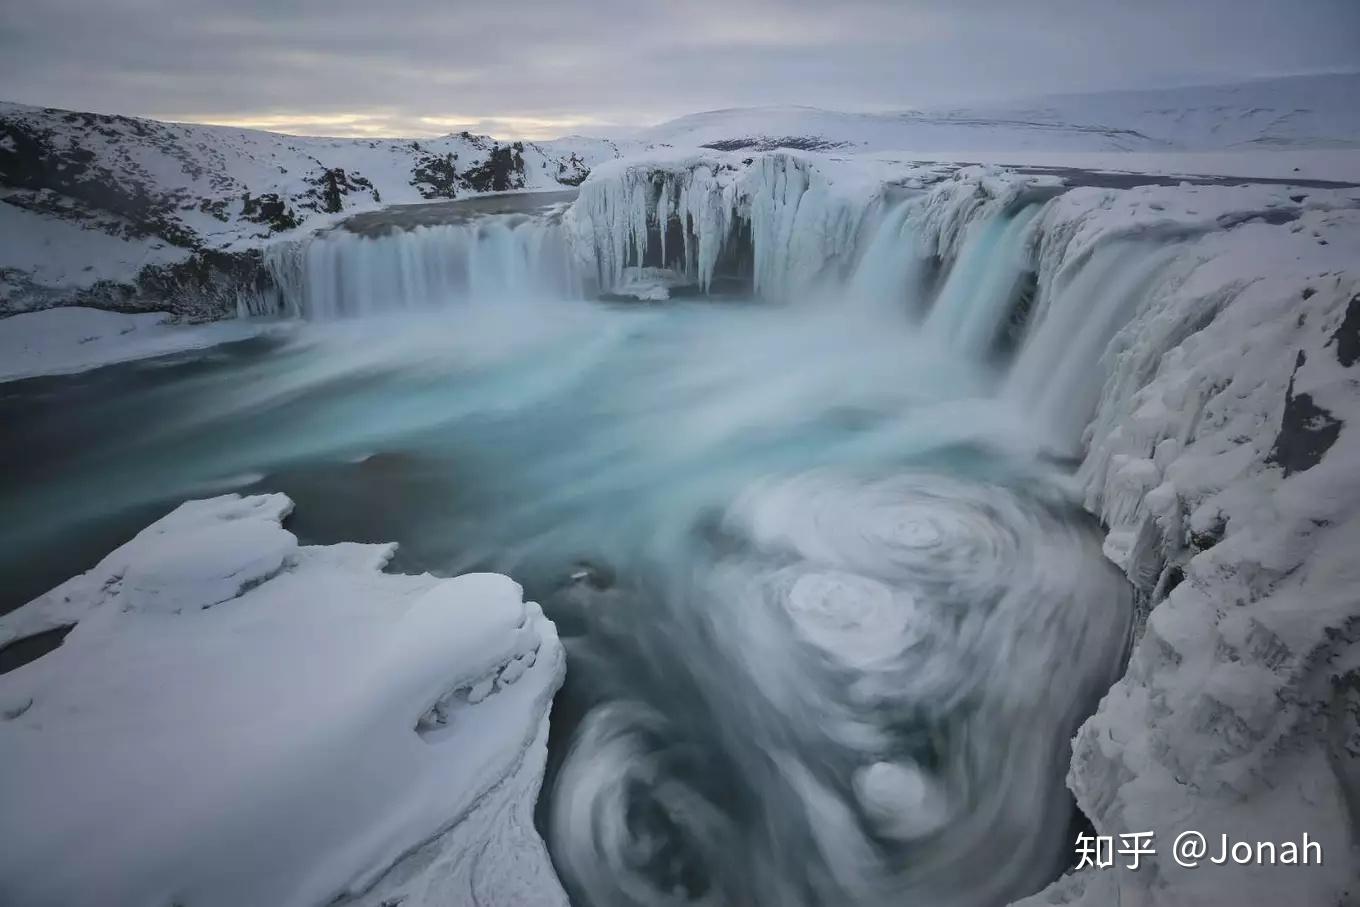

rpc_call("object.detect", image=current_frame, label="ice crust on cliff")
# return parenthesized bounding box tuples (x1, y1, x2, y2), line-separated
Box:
(1016, 203, 1360, 907)
(0, 493, 567, 907)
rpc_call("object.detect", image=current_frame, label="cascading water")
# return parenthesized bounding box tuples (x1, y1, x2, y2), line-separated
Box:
(1, 165, 1194, 907)
(265, 211, 581, 319)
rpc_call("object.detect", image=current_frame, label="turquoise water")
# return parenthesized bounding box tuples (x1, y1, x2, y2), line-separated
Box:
(0, 291, 1131, 906)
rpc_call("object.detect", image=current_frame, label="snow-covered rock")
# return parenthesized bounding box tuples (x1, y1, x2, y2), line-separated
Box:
(0, 493, 567, 907)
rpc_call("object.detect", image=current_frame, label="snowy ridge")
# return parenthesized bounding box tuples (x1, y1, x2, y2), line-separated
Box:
(0, 101, 618, 318)
(0, 493, 567, 907)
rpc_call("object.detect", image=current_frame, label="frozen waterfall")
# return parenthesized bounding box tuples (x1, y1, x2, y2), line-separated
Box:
(567, 155, 1205, 450)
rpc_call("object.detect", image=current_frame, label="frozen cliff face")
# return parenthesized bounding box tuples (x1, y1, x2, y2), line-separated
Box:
(0, 493, 567, 907)
(0, 102, 618, 319)
(1012, 196, 1360, 904)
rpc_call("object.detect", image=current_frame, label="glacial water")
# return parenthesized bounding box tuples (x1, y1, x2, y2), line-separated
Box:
(0, 197, 1143, 906)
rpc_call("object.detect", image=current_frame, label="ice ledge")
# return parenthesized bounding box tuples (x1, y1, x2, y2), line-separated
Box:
(0, 492, 567, 907)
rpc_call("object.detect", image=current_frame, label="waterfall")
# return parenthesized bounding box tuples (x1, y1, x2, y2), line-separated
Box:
(265, 157, 1184, 454)
(1007, 239, 1182, 447)
(571, 158, 1205, 455)
(922, 204, 1043, 356)
(264, 214, 581, 319)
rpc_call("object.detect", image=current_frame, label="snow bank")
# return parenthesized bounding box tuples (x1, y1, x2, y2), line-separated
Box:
(0, 493, 567, 907)
(0, 306, 280, 382)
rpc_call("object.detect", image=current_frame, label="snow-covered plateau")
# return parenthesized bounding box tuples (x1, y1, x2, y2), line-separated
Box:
(2, 70, 1359, 907)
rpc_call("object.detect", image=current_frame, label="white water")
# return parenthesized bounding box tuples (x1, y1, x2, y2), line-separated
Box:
(265, 216, 580, 319)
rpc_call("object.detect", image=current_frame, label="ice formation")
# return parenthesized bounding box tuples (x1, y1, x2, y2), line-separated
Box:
(568, 153, 890, 298)
(0, 494, 566, 907)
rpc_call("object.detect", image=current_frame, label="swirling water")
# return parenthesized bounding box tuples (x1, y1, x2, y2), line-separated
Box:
(0, 207, 1134, 906)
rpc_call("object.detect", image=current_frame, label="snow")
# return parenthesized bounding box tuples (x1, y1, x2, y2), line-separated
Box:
(1013, 177, 1360, 907)
(0, 201, 190, 291)
(868, 149, 1360, 184)
(631, 72, 1360, 154)
(0, 306, 281, 382)
(0, 493, 567, 907)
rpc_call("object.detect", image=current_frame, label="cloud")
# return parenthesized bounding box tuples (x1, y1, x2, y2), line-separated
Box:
(1, 0, 1357, 138)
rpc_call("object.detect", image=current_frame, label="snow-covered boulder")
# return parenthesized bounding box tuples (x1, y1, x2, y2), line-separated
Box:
(0, 493, 566, 907)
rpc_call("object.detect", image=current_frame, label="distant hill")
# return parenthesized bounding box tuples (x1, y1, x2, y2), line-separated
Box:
(630, 72, 1360, 153)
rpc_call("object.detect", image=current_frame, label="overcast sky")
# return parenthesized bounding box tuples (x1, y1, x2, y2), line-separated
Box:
(1, 0, 1356, 139)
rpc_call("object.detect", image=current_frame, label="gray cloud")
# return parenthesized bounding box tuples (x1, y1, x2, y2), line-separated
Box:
(1, 0, 1357, 138)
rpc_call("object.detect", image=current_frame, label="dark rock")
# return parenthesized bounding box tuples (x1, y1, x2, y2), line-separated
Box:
(410, 152, 461, 200)
(0, 624, 74, 676)
(307, 166, 377, 214)
(460, 143, 527, 194)
(1268, 350, 1343, 477)
(701, 136, 848, 152)
(1328, 292, 1360, 368)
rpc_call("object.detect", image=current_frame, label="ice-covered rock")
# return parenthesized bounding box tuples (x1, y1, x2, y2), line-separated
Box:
(0, 493, 566, 907)
(1013, 183, 1360, 906)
